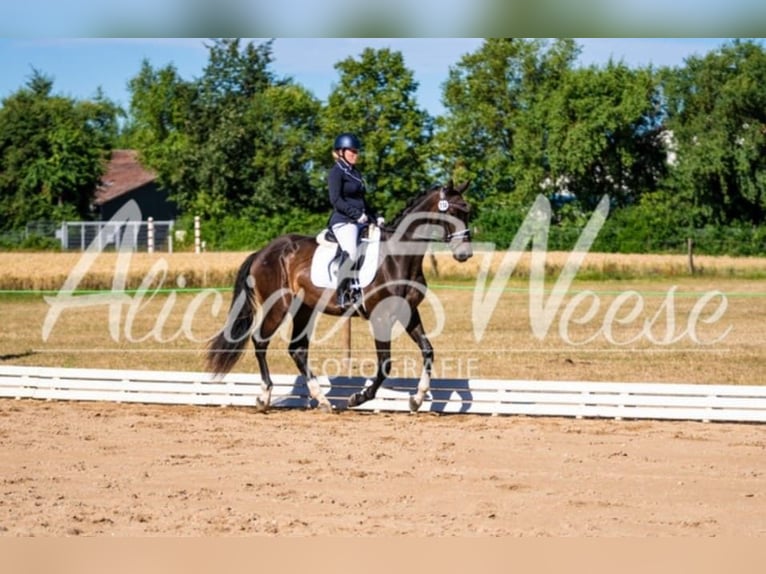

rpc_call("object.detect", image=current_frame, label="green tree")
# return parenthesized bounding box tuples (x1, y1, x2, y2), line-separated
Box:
(435, 39, 576, 203)
(183, 39, 276, 218)
(127, 39, 322, 221)
(125, 59, 196, 205)
(0, 70, 120, 231)
(318, 47, 433, 216)
(528, 61, 666, 212)
(661, 39, 766, 225)
(247, 83, 323, 215)
(436, 38, 666, 216)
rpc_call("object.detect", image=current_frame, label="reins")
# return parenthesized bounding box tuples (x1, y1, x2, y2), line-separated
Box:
(377, 189, 471, 243)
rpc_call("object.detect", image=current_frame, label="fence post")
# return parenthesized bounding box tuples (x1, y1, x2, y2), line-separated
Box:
(194, 216, 201, 254)
(429, 250, 439, 278)
(687, 237, 695, 275)
(147, 217, 155, 254)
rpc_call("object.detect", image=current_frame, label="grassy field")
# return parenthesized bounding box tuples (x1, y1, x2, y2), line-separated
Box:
(1, 249, 766, 292)
(1, 250, 764, 386)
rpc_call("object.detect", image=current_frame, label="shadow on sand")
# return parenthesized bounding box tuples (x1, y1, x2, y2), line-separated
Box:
(276, 375, 473, 413)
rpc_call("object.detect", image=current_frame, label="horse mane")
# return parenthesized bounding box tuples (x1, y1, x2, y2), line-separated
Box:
(387, 184, 442, 229)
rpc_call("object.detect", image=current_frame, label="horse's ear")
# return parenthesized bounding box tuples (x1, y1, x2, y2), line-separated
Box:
(446, 179, 454, 191)
(456, 180, 470, 193)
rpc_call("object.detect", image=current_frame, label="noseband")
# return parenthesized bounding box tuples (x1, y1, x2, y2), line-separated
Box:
(438, 189, 471, 243)
(446, 227, 471, 242)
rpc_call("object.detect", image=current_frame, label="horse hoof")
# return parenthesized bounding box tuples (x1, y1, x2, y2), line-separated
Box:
(409, 396, 421, 412)
(316, 401, 333, 414)
(255, 398, 270, 413)
(348, 392, 365, 408)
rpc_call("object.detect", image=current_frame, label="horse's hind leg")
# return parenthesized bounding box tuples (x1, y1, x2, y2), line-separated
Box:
(405, 309, 433, 412)
(288, 304, 332, 413)
(253, 338, 273, 411)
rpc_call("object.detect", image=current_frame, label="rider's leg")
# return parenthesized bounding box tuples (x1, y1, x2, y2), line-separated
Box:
(335, 250, 353, 308)
(331, 223, 359, 308)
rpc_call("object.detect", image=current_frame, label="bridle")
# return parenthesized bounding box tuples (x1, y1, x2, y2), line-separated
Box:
(437, 188, 472, 243)
(380, 185, 472, 245)
(445, 227, 472, 243)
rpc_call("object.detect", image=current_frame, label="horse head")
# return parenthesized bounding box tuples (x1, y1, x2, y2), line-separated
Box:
(432, 180, 473, 262)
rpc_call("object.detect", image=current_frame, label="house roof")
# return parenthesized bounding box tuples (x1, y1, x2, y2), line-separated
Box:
(93, 149, 157, 205)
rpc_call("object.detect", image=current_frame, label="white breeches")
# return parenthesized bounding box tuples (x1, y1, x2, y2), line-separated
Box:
(332, 222, 361, 260)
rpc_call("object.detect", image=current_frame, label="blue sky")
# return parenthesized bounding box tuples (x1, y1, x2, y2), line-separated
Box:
(0, 38, 740, 117)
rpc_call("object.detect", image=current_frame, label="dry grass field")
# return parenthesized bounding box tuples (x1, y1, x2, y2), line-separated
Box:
(1, 249, 765, 291)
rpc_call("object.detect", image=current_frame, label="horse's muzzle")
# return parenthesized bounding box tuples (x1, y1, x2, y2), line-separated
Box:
(452, 243, 473, 262)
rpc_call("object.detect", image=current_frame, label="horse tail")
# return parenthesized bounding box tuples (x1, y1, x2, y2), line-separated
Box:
(206, 251, 259, 378)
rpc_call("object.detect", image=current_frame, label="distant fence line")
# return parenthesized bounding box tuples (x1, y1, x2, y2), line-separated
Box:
(57, 219, 176, 252)
(3, 216, 764, 257)
(3, 219, 206, 253)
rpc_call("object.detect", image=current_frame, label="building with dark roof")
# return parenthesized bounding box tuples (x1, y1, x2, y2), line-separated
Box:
(93, 150, 177, 222)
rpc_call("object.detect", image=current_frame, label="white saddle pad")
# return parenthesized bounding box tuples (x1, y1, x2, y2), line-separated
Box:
(310, 225, 381, 289)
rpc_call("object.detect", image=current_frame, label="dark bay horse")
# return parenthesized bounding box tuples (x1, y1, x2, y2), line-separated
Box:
(205, 180, 472, 412)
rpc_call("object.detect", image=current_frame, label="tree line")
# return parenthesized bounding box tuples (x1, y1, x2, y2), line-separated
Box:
(1, 38, 764, 254)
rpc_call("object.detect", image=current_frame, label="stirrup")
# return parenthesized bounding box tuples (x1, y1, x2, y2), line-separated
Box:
(336, 282, 351, 309)
(336, 286, 360, 309)
(348, 286, 361, 306)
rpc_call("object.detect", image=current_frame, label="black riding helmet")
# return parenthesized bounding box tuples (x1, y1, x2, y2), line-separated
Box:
(334, 133, 361, 151)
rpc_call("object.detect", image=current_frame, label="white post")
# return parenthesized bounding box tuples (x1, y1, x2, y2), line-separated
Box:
(194, 216, 201, 254)
(147, 217, 155, 254)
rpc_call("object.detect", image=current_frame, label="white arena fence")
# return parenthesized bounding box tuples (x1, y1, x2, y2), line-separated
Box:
(1, 366, 765, 423)
(57, 220, 175, 252)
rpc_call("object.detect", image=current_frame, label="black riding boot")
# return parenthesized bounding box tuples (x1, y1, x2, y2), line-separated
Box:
(336, 251, 354, 309)
(336, 278, 351, 309)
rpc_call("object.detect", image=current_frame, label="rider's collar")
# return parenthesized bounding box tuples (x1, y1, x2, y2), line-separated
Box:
(336, 159, 365, 185)
(336, 158, 354, 170)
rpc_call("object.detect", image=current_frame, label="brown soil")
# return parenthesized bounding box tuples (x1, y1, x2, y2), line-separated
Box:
(1, 399, 763, 536)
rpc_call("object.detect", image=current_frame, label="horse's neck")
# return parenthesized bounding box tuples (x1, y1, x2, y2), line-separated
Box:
(393, 202, 438, 236)
(380, 202, 440, 279)
(380, 226, 430, 269)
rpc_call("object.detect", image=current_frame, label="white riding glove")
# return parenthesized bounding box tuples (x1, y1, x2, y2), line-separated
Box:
(357, 213, 368, 224)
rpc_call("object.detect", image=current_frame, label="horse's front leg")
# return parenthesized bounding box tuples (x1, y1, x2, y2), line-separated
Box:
(405, 310, 433, 412)
(348, 327, 392, 409)
(251, 299, 290, 413)
(289, 304, 333, 413)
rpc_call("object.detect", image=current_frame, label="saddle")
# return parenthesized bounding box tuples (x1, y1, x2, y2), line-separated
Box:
(318, 225, 371, 245)
(310, 225, 381, 289)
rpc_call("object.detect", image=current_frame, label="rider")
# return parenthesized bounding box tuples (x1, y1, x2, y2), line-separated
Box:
(327, 133, 384, 309)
